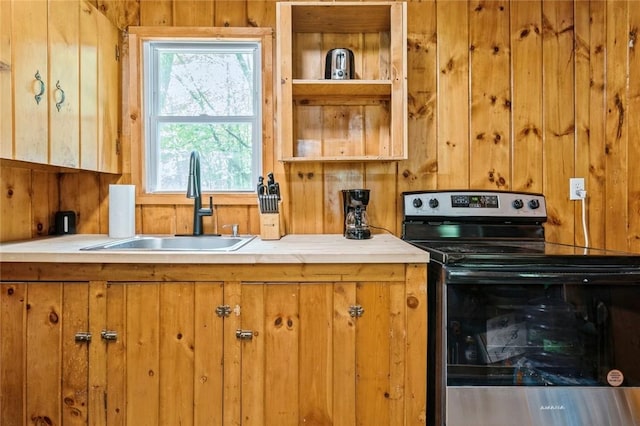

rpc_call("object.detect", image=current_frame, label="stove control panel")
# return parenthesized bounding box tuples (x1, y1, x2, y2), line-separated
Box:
(403, 190, 547, 219)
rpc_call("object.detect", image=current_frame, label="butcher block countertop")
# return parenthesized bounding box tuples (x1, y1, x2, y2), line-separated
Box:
(0, 233, 429, 264)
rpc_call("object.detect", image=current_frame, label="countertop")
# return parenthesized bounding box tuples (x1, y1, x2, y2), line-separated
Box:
(0, 233, 429, 264)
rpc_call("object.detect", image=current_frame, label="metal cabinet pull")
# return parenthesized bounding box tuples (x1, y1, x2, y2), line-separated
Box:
(349, 305, 365, 318)
(100, 330, 118, 341)
(235, 329, 253, 340)
(34, 70, 45, 104)
(54, 81, 65, 111)
(216, 305, 231, 317)
(75, 332, 92, 343)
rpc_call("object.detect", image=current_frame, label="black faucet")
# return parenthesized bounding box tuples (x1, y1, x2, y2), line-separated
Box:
(186, 150, 213, 235)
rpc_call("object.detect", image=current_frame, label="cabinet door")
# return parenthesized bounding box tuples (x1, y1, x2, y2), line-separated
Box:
(0, 282, 91, 425)
(12, 0, 48, 164)
(79, 1, 98, 171)
(238, 281, 409, 425)
(97, 11, 119, 173)
(48, 0, 80, 167)
(123, 282, 225, 425)
(0, 0, 12, 159)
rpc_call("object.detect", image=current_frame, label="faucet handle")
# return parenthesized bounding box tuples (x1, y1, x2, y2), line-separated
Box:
(223, 224, 239, 237)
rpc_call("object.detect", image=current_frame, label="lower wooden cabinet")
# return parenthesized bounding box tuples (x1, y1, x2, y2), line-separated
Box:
(0, 263, 427, 425)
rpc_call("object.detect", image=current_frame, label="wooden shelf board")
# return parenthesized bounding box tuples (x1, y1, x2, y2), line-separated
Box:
(292, 79, 392, 97)
(280, 155, 406, 163)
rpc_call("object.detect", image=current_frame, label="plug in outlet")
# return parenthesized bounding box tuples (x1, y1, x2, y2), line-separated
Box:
(569, 178, 585, 200)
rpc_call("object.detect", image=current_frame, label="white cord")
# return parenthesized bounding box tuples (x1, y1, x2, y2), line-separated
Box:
(579, 191, 589, 248)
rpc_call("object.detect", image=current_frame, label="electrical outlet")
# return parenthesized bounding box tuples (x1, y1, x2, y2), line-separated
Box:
(569, 178, 585, 200)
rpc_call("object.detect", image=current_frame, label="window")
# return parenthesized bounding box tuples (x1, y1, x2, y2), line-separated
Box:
(143, 40, 262, 193)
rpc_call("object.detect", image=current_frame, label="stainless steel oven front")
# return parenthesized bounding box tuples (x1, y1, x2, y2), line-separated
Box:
(402, 190, 640, 426)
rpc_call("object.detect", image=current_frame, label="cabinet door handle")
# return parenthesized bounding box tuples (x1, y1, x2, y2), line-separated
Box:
(235, 329, 253, 340)
(349, 305, 365, 318)
(100, 330, 118, 341)
(54, 81, 65, 111)
(34, 70, 45, 105)
(75, 331, 92, 343)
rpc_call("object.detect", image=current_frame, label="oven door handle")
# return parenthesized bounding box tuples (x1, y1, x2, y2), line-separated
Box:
(445, 268, 640, 285)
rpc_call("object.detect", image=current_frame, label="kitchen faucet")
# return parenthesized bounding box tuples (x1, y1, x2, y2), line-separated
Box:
(186, 150, 213, 235)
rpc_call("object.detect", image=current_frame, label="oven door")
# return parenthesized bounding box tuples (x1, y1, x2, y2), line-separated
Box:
(433, 263, 640, 426)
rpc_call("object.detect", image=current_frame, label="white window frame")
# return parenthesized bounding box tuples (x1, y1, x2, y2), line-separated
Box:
(143, 40, 262, 193)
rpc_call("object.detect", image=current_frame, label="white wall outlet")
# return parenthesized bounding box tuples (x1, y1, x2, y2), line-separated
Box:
(569, 178, 585, 200)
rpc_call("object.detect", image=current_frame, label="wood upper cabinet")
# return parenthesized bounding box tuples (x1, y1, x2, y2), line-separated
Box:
(276, 1, 407, 162)
(49, 0, 80, 168)
(5, 0, 120, 172)
(0, 0, 11, 159)
(11, 0, 49, 164)
(97, 7, 120, 174)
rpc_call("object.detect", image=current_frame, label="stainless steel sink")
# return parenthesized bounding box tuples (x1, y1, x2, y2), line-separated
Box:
(81, 235, 255, 251)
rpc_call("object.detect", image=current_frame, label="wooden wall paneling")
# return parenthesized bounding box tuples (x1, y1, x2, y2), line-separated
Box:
(60, 172, 100, 234)
(366, 162, 398, 235)
(214, 0, 247, 27)
(49, 0, 80, 168)
(26, 283, 62, 425)
(174, 0, 214, 26)
(194, 282, 224, 425)
(510, 1, 543, 193)
(469, 1, 511, 190)
(62, 283, 89, 425)
(126, 283, 160, 425)
(95, 1, 133, 30)
(175, 204, 193, 235)
(159, 283, 195, 425)
(141, 205, 178, 234)
(247, 0, 276, 28)
(629, 1, 640, 253)
(604, 1, 629, 251)
(31, 170, 58, 237)
(288, 29, 324, 233)
(542, 1, 575, 245)
(323, 164, 365, 235)
(1, 167, 33, 241)
(0, 0, 12, 159)
(217, 205, 252, 235)
(264, 284, 299, 424)
(355, 282, 391, 425)
(332, 282, 357, 425)
(105, 282, 126, 426)
(139, 1, 171, 26)
(574, 1, 593, 248)
(436, 0, 470, 189)
(586, 0, 607, 250)
(222, 280, 242, 425)
(0, 283, 27, 424)
(298, 284, 333, 424)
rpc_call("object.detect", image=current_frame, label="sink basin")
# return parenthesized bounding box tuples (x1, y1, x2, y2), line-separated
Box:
(81, 235, 255, 251)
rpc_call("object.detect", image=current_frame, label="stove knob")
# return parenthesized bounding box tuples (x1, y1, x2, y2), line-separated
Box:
(512, 199, 524, 209)
(428, 198, 439, 209)
(528, 199, 540, 209)
(412, 198, 423, 208)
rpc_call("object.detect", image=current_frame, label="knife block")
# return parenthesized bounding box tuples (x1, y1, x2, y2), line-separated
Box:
(259, 211, 284, 240)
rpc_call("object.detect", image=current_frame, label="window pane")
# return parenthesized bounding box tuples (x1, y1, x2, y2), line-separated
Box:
(156, 122, 253, 192)
(157, 49, 254, 117)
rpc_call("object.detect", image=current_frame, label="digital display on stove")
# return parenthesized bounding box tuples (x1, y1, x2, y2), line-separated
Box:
(451, 195, 499, 208)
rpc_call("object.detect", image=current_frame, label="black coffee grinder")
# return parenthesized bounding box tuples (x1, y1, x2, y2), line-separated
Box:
(342, 189, 371, 239)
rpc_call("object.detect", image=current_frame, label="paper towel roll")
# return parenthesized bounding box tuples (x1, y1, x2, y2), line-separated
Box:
(109, 184, 136, 238)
